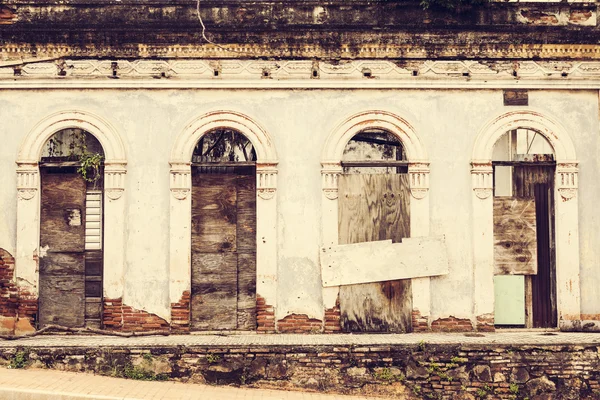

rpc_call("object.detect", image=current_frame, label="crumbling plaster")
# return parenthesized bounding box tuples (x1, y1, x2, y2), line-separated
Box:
(0, 87, 598, 324)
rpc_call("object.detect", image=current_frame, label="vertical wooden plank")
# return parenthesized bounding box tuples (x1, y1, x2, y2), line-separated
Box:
(237, 253, 257, 330)
(236, 172, 256, 253)
(191, 174, 237, 253)
(338, 174, 412, 333)
(191, 253, 238, 330)
(39, 170, 87, 328)
(236, 172, 257, 330)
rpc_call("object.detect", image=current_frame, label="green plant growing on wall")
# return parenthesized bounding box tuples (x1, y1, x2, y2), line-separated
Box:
(45, 130, 104, 187)
(509, 383, 519, 394)
(419, 0, 490, 12)
(206, 354, 220, 364)
(9, 350, 29, 369)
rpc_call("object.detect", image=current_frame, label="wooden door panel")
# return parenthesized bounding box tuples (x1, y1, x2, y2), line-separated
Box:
(338, 174, 412, 333)
(340, 280, 412, 333)
(191, 174, 237, 253)
(40, 172, 86, 252)
(38, 253, 85, 327)
(191, 252, 238, 330)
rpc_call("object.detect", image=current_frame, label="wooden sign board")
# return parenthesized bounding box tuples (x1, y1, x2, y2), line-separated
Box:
(493, 197, 537, 275)
(320, 236, 449, 287)
(504, 89, 528, 106)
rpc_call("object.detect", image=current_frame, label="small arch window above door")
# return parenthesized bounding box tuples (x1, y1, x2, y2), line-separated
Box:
(342, 129, 406, 174)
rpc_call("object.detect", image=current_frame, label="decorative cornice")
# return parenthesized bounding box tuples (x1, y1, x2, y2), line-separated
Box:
(7, 60, 600, 84)
(471, 161, 494, 200)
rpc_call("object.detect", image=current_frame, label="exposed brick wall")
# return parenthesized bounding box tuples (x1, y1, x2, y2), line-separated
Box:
(103, 298, 169, 332)
(431, 315, 474, 332)
(324, 299, 341, 333)
(412, 309, 429, 332)
(0, 249, 17, 318)
(256, 294, 275, 333)
(170, 291, 190, 333)
(277, 314, 322, 333)
(476, 313, 495, 332)
(17, 288, 38, 329)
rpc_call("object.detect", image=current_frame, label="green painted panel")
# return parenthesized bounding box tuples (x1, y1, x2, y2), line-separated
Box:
(494, 275, 525, 325)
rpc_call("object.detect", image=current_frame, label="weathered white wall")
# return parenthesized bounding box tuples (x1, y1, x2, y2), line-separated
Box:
(0, 88, 598, 322)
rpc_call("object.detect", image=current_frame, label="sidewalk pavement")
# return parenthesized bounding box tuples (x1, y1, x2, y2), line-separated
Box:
(0, 331, 597, 348)
(0, 369, 384, 400)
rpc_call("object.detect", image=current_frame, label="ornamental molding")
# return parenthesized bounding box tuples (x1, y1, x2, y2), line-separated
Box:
(321, 162, 342, 200)
(169, 162, 191, 201)
(16, 162, 38, 201)
(257, 162, 278, 200)
(557, 162, 579, 201)
(104, 162, 127, 200)
(8, 59, 600, 82)
(471, 162, 494, 200)
(408, 162, 430, 200)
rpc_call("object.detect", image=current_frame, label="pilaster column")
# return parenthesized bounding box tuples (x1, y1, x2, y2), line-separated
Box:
(103, 161, 127, 300)
(168, 162, 192, 312)
(471, 161, 495, 319)
(15, 162, 40, 294)
(555, 162, 581, 321)
(408, 161, 431, 323)
(256, 163, 278, 308)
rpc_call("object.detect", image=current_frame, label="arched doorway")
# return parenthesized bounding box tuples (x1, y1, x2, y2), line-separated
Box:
(39, 129, 105, 328)
(337, 129, 412, 332)
(471, 109, 580, 328)
(190, 129, 257, 330)
(491, 128, 556, 328)
(169, 110, 278, 332)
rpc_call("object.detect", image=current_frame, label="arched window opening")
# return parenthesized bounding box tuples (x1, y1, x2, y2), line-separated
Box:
(337, 129, 412, 334)
(341, 129, 406, 174)
(491, 128, 557, 329)
(38, 129, 105, 329)
(190, 129, 257, 331)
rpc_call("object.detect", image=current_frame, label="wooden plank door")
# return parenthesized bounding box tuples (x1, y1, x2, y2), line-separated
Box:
(39, 169, 87, 328)
(513, 165, 556, 328)
(190, 168, 256, 331)
(338, 174, 413, 333)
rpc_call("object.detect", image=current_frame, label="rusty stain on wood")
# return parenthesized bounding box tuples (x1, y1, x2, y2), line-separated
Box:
(338, 173, 412, 333)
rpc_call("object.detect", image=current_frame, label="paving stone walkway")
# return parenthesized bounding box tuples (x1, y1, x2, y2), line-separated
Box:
(0, 369, 382, 399)
(0, 331, 597, 348)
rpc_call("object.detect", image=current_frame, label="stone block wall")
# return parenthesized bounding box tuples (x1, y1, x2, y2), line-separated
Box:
(4, 342, 600, 399)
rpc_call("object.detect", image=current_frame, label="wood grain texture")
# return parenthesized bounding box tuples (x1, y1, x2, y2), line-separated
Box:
(191, 174, 237, 253)
(40, 171, 86, 252)
(191, 171, 257, 331)
(493, 197, 537, 275)
(38, 253, 85, 328)
(191, 252, 238, 330)
(236, 174, 256, 253)
(237, 252, 257, 330)
(338, 173, 412, 333)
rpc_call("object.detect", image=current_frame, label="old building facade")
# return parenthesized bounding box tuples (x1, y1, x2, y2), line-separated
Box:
(0, 0, 598, 334)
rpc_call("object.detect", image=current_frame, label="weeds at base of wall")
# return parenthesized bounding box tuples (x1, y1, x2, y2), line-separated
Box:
(8, 349, 29, 369)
